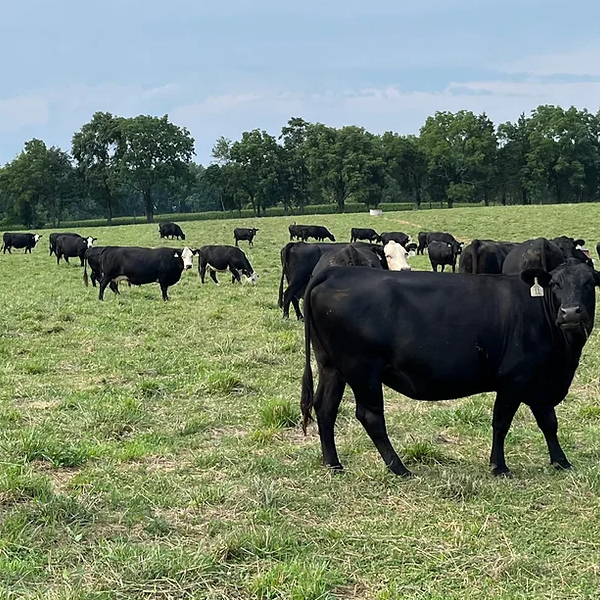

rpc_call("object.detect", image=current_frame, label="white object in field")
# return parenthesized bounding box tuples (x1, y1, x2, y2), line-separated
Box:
(370, 209, 383, 216)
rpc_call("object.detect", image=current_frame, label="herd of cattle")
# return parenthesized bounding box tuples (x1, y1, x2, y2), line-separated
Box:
(3, 220, 600, 479)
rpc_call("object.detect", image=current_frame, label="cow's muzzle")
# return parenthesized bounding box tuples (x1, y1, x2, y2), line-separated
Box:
(557, 305, 583, 329)
(184, 264, 193, 270)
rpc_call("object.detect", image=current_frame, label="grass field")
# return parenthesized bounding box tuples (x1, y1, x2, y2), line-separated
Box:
(3, 204, 600, 599)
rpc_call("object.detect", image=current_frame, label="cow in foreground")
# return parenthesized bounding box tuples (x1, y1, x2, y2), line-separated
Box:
(159, 222, 186, 240)
(428, 240, 458, 272)
(234, 227, 259, 247)
(301, 260, 599, 477)
(350, 228, 381, 244)
(2, 232, 42, 254)
(502, 237, 587, 275)
(197, 245, 258, 285)
(384, 241, 411, 271)
(459, 239, 518, 274)
(97, 247, 195, 300)
(56, 235, 96, 266)
(278, 242, 387, 319)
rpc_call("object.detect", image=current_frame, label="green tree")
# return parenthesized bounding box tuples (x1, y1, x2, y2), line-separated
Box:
(279, 117, 311, 212)
(118, 115, 195, 222)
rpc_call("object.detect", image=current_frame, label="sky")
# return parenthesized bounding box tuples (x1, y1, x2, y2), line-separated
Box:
(2, 0, 600, 165)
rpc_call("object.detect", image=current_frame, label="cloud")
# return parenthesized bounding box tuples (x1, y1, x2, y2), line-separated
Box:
(0, 96, 49, 133)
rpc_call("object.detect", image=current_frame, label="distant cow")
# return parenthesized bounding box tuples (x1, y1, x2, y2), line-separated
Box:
(159, 222, 186, 240)
(384, 241, 411, 271)
(300, 260, 600, 477)
(289, 224, 335, 242)
(49, 232, 89, 256)
(234, 227, 259, 247)
(279, 242, 387, 319)
(380, 232, 410, 247)
(2, 232, 42, 254)
(459, 240, 518, 274)
(97, 247, 195, 301)
(197, 245, 258, 285)
(417, 231, 462, 256)
(56, 234, 96, 266)
(428, 240, 458, 273)
(289, 223, 304, 241)
(350, 228, 381, 243)
(312, 244, 384, 278)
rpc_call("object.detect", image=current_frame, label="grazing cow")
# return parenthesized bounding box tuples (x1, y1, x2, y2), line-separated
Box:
(197, 245, 258, 285)
(301, 260, 600, 477)
(301, 225, 336, 242)
(380, 232, 410, 247)
(428, 240, 458, 273)
(98, 247, 195, 301)
(384, 241, 411, 271)
(2, 232, 42, 254)
(502, 237, 585, 275)
(49, 232, 90, 256)
(159, 222, 186, 240)
(279, 242, 387, 319)
(289, 223, 304, 241)
(350, 228, 381, 244)
(312, 244, 384, 278)
(234, 227, 259, 247)
(459, 240, 518, 274)
(56, 234, 96, 266)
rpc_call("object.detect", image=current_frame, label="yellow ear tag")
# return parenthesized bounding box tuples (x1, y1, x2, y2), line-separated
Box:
(530, 277, 544, 298)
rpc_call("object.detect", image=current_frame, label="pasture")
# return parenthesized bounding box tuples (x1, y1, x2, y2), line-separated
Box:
(3, 204, 600, 599)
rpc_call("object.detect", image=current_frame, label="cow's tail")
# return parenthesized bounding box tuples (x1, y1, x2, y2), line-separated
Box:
(278, 243, 292, 308)
(470, 239, 481, 274)
(83, 252, 89, 287)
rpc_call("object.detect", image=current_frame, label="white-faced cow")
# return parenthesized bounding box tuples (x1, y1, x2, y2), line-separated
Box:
(197, 245, 258, 285)
(55, 234, 96, 266)
(234, 227, 259, 247)
(384, 241, 411, 271)
(159, 222, 186, 240)
(2, 232, 42, 254)
(97, 247, 195, 301)
(301, 260, 600, 477)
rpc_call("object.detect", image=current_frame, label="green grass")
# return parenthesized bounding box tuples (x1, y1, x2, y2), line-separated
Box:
(2, 203, 600, 598)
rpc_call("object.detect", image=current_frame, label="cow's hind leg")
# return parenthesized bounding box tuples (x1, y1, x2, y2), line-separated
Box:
(159, 282, 169, 301)
(210, 270, 219, 285)
(314, 365, 346, 470)
(352, 378, 411, 476)
(529, 404, 571, 470)
(489, 393, 521, 476)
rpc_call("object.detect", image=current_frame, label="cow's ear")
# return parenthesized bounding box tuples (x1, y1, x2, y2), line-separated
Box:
(521, 268, 551, 288)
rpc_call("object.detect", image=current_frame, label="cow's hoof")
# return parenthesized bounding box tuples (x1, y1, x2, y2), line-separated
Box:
(326, 463, 344, 473)
(552, 460, 572, 471)
(492, 467, 513, 478)
(397, 469, 414, 478)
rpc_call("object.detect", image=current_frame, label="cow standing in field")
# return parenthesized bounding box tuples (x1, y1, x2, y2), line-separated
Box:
(97, 247, 195, 301)
(459, 240, 518, 274)
(83, 246, 119, 293)
(279, 242, 387, 319)
(234, 227, 259, 247)
(289, 224, 335, 242)
(350, 228, 381, 243)
(49, 232, 89, 256)
(2, 232, 42, 254)
(417, 231, 462, 256)
(159, 222, 186, 240)
(383, 241, 411, 271)
(56, 235, 96, 266)
(380, 232, 410, 247)
(301, 260, 600, 477)
(197, 245, 258, 285)
(428, 240, 458, 272)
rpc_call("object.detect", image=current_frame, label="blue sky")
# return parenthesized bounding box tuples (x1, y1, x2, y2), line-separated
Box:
(2, 0, 600, 165)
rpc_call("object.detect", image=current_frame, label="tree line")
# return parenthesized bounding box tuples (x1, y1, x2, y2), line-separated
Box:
(1, 104, 600, 227)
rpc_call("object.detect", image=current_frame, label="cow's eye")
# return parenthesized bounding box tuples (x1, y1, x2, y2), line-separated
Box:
(553, 281, 562, 290)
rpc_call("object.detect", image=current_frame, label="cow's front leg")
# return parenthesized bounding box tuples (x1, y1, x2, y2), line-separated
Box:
(490, 393, 521, 477)
(530, 404, 571, 470)
(209, 270, 219, 285)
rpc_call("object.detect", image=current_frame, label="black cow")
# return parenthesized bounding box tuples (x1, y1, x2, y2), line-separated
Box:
(416, 231, 430, 255)
(301, 261, 600, 477)
(49, 232, 86, 256)
(503, 238, 569, 275)
(552, 236, 592, 267)
(83, 246, 119, 293)
(459, 240, 518, 274)
(56, 235, 96, 266)
(234, 227, 259, 247)
(312, 244, 383, 278)
(289, 224, 335, 242)
(428, 240, 458, 272)
(97, 247, 195, 301)
(159, 222, 186, 240)
(278, 242, 387, 320)
(2, 232, 42, 254)
(380, 232, 410, 247)
(289, 223, 304, 241)
(417, 231, 462, 255)
(350, 228, 381, 244)
(197, 245, 258, 285)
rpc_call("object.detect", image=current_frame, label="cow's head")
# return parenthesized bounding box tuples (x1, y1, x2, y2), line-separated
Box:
(241, 271, 259, 285)
(384, 240, 411, 271)
(33, 234, 42, 243)
(179, 247, 195, 270)
(180, 232, 186, 240)
(522, 260, 600, 332)
(328, 233, 336, 242)
(86, 236, 97, 248)
(252, 228, 259, 234)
